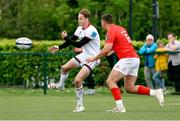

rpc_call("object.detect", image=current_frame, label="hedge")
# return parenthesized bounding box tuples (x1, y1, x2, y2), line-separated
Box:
(0, 38, 172, 88)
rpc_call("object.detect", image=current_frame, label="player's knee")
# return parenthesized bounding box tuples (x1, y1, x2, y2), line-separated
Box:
(106, 79, 112, 86)
(61, 65, 68, 73)
(125, 86, 135, 93)
(74, 78, 83, 88)
(125, 88, 132, 93)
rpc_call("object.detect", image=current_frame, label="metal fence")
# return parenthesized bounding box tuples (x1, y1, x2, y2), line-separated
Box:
(0, 51, 180, 94)
(0, 52, 74, 94)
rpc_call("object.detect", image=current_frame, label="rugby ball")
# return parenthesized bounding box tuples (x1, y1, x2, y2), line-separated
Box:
(16, 37, 32, 49)
(48, 82, 57, 89)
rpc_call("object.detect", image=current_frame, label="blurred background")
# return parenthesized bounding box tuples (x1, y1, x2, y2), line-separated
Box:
(0, 0, 179, 40)
(0, 0, 179, 91)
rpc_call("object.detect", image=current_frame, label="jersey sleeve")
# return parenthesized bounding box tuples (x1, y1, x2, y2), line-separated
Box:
(86, 27, 98, 40)
(74, 26, 81, 37)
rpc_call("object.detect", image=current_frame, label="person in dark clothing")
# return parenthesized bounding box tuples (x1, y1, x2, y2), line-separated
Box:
(84, 72, 96, 95)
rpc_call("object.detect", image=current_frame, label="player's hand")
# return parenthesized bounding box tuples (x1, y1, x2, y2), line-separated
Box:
(73, 48, 82, 53)
(86, 56, 96, 63)
(107, 51, 114, 56)
(48, 45, 59, 54)
(61, 31, 67, 39)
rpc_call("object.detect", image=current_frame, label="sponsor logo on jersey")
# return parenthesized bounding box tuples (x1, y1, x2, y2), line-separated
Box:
(91, 31, 97, 38)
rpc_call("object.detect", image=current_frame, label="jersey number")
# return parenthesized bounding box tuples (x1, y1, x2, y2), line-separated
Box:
(121, 30, 131, 43)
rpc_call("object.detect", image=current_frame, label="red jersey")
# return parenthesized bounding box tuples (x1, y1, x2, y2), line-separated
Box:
(105, 24, 139, 59)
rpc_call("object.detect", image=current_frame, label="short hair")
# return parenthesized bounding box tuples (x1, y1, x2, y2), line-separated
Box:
(101, 14, 113, 24)
(79, 9, 91, 19)
(167, 32, 175, 37)
(157, 41, 164, 45)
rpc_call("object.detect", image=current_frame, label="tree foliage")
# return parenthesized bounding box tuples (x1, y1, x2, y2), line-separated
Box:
(0, 0, 179, 40)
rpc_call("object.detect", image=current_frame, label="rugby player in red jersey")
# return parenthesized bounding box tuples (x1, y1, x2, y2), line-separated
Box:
(86, 14, 164, 112)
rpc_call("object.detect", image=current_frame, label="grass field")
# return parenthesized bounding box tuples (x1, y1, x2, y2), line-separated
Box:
(0, 87, 180, 120)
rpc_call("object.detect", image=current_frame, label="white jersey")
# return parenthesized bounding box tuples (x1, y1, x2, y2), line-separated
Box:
(74, 25, 100, 56)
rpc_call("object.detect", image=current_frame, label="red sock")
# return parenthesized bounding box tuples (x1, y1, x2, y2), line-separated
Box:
(111, 87, 122, 100)
(138, 85, 150, 95)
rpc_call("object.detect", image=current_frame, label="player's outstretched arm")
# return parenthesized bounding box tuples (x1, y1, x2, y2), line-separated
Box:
(48, 45, 59, 54)
(48, 41, 73, 54)
(48, 30, 78, 54)
(64, 36, 91, 48)
(61, 31, 78, 41)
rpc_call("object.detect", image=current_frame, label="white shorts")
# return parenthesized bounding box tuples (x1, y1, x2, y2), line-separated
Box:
(113, 58, 140, 76)
(72, 53, 100, 71)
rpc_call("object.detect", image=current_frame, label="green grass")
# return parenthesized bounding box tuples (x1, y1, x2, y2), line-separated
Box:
(0, 88, 180, 120)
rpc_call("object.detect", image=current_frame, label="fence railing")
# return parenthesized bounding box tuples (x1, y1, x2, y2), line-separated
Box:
(0, 52, 74, 94)
(0, 50, 180, 94)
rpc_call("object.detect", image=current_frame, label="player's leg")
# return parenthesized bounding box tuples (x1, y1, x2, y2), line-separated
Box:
(56, 58, 79, 90)
(124, 75, 164, 107)
(124, 58, 164, 107)
(124, 75, 150, 95)
(73, 59, 99, 112)
(73, 65, 91, 112)
(107, 58, 140, 112)
(106, 69, 126, 112)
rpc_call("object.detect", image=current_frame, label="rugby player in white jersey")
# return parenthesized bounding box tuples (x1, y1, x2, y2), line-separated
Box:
(48, 9, 100, 112)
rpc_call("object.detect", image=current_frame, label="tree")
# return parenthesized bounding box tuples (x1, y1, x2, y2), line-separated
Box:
(0, 0, 179, 40)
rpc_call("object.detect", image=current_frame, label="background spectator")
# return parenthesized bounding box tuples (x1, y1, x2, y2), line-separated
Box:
(139, 34, 158, 89)
(153, 42, 168, 91)
(165, 33, 180, 95)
